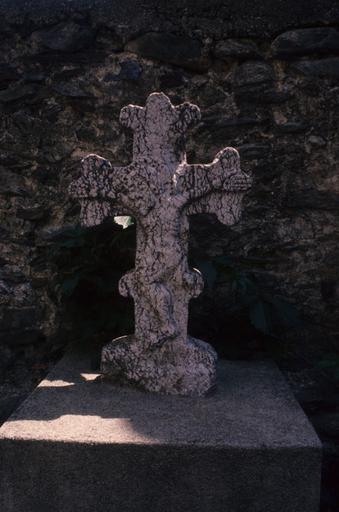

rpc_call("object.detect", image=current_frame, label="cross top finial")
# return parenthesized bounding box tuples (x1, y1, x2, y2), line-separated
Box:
(119, 92, 201, 164)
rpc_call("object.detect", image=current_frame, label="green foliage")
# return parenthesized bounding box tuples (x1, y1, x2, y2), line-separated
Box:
(50, 219, 301, 346)
(317, 354, 339, 381)
(49, 219, 136, 343)
(194, 256, 302, 338)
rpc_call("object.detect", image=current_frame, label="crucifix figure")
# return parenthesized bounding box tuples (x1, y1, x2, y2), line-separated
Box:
(69, 92, 251, 396)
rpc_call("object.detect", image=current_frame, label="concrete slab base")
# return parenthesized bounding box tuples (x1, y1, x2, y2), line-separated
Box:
(0, 349, 321, 512)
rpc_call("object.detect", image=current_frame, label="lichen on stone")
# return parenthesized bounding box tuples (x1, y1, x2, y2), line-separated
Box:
(70, 92, 251, 396)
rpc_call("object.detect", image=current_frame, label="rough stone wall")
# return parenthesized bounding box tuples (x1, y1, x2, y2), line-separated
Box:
(1, 0, 339, 369)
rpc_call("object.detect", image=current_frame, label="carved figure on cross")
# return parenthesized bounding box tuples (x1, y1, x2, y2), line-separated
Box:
(69, 92, 251, 396)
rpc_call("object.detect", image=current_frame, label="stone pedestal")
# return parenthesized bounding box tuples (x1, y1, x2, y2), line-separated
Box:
(0, 350, 321, 512)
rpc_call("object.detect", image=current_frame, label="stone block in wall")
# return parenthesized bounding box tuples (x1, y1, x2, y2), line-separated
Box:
(214, 39, 260, 60)
(0, 169, 31, 197)
(0, 84, 39, 104)
(233, 61, 275, 86)
(272, 27, 339, 58)
(125, 32, 210, 72)
(33, 22, 96, 52)
(290, 57, 339, 78)
(0, 64, 18, 85)
(232, 60, 277, 102)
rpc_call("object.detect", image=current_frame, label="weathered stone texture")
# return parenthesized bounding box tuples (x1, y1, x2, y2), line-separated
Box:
(272, 28, 339, 58)
(70, 93, 250, 395)
(0, 0, 339, 368)
(0, 350, 322, 512)
(215, 39, 260, 60)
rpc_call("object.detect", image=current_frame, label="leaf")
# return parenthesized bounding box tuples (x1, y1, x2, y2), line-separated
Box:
(214, 255, 234, 267)
(114, 216, 134, 229)
(85, 274, 118, 294)
(249, 300, 272, 335)
(271, 297, 302, 329)
(195, 260, 217, 290)
(235, 274, 256, 294)
(59, 238, 86, 248)
(60, 275, 81, 297)
(317, 355, 339, 369)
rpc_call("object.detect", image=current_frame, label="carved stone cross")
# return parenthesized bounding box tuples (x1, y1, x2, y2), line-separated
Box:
(69, 92, 251, 396)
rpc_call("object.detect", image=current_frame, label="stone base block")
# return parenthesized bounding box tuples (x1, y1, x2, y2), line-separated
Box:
(0, 349, 321, 512)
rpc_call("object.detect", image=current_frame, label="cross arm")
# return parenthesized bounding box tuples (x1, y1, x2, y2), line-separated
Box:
(179, 147, 252, 225)
(68, 154, 136, 226)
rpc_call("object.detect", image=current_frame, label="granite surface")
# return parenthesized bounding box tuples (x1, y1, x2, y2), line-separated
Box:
(69, 92, 251, 396)
(0, 349, 322, 511)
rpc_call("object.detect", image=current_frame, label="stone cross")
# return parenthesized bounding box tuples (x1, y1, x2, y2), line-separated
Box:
(69, 92, 251, 396)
